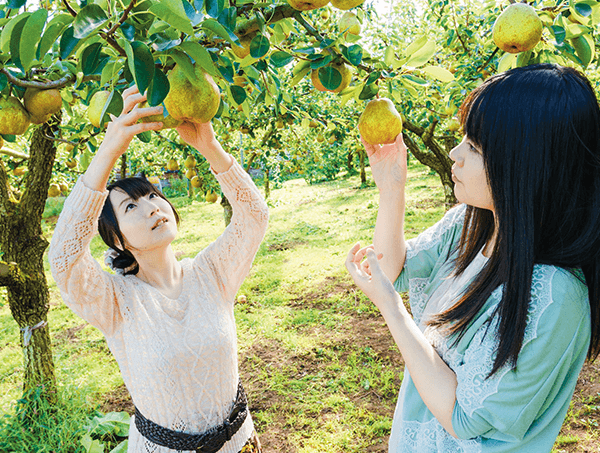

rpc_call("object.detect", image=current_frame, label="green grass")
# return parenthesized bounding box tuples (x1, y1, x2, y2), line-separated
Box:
(2, 160, 598, 452)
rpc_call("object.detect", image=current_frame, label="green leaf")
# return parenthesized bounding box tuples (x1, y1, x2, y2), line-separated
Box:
(405, 37, 435, 68)
(516, 50, 531, 67)
(167, 49, 196, 81)
(358, 83, 378, 100)
(341, 44, 362, 66)
(250, 34, 269, 59)
(269, 51, 294, 68)
(81, 42, 104, 75)
(404, 35, 428, 58)
(421, 66, 454, 83)
(401, 74, 429, 86)
(182, 0, 203, 25)
(131, 42, 155, 95)
(0, 73, 7, 91)
(147, 67, 170, 106)
(9, 14, 30, 69)
(202, 18, 238, 45)
(179, 41, 218, 77)
(7, 0, 27, 8)
(136, 130, 153, 142)
(365, 70, 381, 85)
(101, 90, 124, 126)
(217, 7, 237, 32)
(309, 55, 332, 69)
(206, 0, 225, 18)
(318, 66, 341, 91)
(20, 8, 48, 72)
(574, 2, 593, 17)
(150, 0, 195, 36)
(73, 5, 109, 39)
(550, 25, 566, 44)
(101, 60, 124, 86)
(1, 13, 31, 55)
(230, 85, 246, 104)
(109, 440, 129, 453)
(497, 52, 517, 73)
(570, 34, 595, 67)
(39, 14, 73, 58)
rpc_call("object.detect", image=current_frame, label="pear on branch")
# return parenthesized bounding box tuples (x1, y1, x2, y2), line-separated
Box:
(492, 3, 542, 54)
(0, 97, 30, 135)
(23, 88, 63, 125)
(358, 98, 403, 145)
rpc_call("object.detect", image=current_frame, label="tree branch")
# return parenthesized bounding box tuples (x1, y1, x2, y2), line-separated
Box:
(0, 148, 30, 160)
(0, 261, 23, 288)
(235, 5, 297, 36)
(62, 0, 77, 17)
(106, 0, 137, 36)
(0, 69, 75, 90)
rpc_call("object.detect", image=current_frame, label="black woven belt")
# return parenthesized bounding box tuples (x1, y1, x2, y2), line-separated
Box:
(134, 381, 248, 452)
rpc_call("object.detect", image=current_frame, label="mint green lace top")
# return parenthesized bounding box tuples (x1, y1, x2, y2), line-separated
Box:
(389, 204, 591, 452)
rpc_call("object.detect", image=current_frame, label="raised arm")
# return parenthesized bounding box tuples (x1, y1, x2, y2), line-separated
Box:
(365, 133, 408, 283)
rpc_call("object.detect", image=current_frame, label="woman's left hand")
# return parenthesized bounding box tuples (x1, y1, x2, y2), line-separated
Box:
(176, 121, 218, 151)
(345, 243, 401, 314)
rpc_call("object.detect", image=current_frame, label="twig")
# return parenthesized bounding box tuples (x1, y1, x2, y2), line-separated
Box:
(62, 0, 77, 17)
(105, 0, 137, 37)
(0, 148, 30, 160)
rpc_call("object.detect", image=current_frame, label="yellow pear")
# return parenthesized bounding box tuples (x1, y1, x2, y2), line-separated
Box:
(163, 64, 221, 124)
(0, 97, 30, 135)
(492, 3, 542, 54)
(358, 98, 403, 145)
(48, 184, 61, 198)
(448, 117, 461, 132)
(276, 118, 285, 129)
(191, 176, 202, 188)
(309, 119, 320, 128)
(65, 158, 78, 169)
(59, 183, 68, 193)
(231, 35, 253, 59)
(331, 0, 364, 10)
(139, 101, 182, 130)
(185, 168, 196, 179)
(339, 12, 361, 40)
(310, 62, 351, 93)
(13, 166, 26, 176)
(316, 133, 325, 143)
(205, 192, 218, 203)
(23, 88, 62, 125)
(287, 0, 329, 11)
(320, 8, 331, 20)
(184, 155, 197, 169)
(328, 135, 336, 144)
(88, 91, 111, 128)
(167, 159, 179, 171)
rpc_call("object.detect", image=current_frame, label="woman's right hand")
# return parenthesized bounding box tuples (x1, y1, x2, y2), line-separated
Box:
(361, 133, 408, 194)
(83, 87, 164, 191)
(97, 86, 164, 160)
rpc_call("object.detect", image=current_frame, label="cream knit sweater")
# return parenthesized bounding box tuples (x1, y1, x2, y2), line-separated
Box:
(48, 160, 268, 453)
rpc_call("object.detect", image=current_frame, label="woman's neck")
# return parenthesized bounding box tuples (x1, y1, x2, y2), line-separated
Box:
(133, 245, 183, 298)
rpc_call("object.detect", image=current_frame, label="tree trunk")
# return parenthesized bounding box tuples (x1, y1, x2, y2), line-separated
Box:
(120, 153, 128, 179)
(347, 150, 354, 172)
(359, 149, 367, 185)
(264, 166, 270, 199)
(0, 123, 58, 403)
(221, 194, 233, 226)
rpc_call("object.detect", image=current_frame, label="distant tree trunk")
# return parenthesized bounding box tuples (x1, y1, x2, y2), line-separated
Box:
(359, 149, 367, 185)
(0, 123, 58, 404)
(120, 153, 127, 179)
(221, 194, 233, 226)
(347, 150, 354, 172)
(402, 120, 458, 209)
(264, 166, 270, 199)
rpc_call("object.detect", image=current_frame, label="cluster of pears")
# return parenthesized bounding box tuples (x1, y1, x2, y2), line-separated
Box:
(87, 64, 220, 130)
(492, 3, 542, 54)
(0, 87, 63, 136)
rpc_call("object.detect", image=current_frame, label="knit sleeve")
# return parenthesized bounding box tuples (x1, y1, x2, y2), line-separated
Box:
(451, 267, 591, 446)
(193, 159, 268, 303)
(48, 178, 123, 336)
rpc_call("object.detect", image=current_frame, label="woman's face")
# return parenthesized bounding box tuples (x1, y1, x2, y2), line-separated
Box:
(109, 189, 178, 252)
(449, 136, 495, 212)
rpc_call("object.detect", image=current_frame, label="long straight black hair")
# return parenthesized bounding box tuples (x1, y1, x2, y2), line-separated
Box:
(429, 64, 600, 376)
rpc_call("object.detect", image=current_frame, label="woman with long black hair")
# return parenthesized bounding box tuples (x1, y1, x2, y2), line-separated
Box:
(346, 64, 600, 451)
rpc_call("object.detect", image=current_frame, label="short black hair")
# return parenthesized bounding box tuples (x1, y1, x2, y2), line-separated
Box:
(98, 177, 180, 275)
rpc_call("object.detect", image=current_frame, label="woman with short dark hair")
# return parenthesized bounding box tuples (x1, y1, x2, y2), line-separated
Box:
(49, 86, 267, 453)
(346, 64, 600, 452)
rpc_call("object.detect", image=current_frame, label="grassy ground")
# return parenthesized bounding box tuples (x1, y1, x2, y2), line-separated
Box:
(1, 161, 599, 452)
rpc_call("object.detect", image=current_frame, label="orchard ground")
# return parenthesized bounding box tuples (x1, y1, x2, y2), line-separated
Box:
(0, 161, 599, 452)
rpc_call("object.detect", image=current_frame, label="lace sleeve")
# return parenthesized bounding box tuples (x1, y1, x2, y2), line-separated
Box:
(394, 203, 466, 296)
(450, 266, 590, 443)
(48, 178, 124, 335)
(193, 159, 268, 303)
